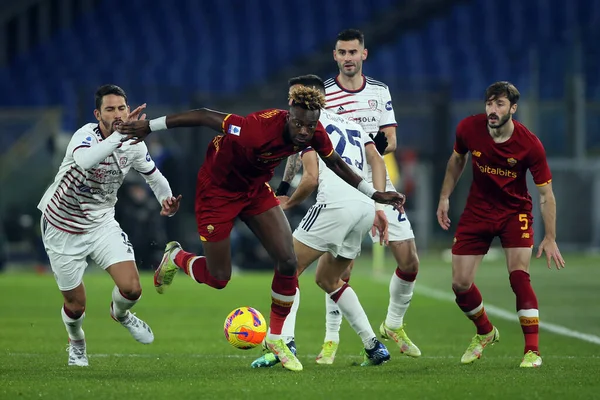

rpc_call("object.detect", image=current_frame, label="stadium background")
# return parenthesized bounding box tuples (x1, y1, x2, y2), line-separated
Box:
(1, 1, 600, 399)
(1, 0, 599, 272)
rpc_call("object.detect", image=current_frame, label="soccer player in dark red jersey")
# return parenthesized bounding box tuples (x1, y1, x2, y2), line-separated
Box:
(436, 81, 565, 368)
(119, 86, 404, 371)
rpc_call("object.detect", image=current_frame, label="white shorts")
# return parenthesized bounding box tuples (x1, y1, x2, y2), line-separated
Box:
(370, 205, 415, 243)
(293, 200, 374, 259)
(41, 216, 135, 291)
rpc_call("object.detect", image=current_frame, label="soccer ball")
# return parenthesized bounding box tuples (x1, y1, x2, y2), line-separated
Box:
(223, 306, 267, 349)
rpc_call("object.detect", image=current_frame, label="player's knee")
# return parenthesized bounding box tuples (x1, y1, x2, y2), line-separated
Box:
(119, 280, 142, 300)
(210, 268, 232, 283)
(212, 278, 230, 289)
(276, 255, 297, 276)
(63, 301, 86, 317)
(399, 255, 419, 273)
(315, 276, 337, 294)
(452, 280, 472, 293)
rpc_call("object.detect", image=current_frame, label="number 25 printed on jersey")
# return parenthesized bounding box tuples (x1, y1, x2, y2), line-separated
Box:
(326, 124, 364, 170)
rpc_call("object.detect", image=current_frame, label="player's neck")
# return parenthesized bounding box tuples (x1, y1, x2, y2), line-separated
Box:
(488, 119, 514, 143)
(336, 72, 364, 91)
(98, 124, 113, 139)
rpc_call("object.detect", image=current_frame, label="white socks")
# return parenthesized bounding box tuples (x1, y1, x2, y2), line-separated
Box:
(329, 285, 376, 349)
(385, 271, 415, 329)
(61, 306, 85, 341)
(281, 288, 300, 343)
(324, 294, 343, 343)
(111, 286, 139, 319)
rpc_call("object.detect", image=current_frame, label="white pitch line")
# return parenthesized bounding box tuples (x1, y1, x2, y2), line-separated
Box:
(373, 275, 600, 346)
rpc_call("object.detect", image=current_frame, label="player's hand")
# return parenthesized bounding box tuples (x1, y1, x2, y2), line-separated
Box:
(160, 195, 182, 217)
(277, 195, 291, 210)
(371, 210, 389, 245)
(118, 120, 152, 144)
(369, 131, 388, 155)
(437, 197, 451, 230)
(372, 191, 405, 212)
(127, 103, 147, 122)
(536, 236, 565, 270)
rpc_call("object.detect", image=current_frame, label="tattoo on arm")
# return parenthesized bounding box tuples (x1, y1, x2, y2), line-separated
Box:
(282, 153, 301, 183)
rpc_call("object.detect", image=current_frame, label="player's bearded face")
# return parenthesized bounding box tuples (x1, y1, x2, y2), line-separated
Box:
(334, 40, 365, 78)
(287, 107, 320, 146)
(486, 96, 514, 129)
(95, 94, 129, 134)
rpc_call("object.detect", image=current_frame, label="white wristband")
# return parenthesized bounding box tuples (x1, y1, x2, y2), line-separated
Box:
(357, 180, 377, 198)
(375, 203, 385, 211)
(149, 116, 167, 132)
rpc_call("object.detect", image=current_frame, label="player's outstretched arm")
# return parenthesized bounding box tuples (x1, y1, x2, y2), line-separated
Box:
(321, 151, 405, 209)
(281, 151, 318, 210)
(119, 108, 230, 144)
(535, 183, 565, 269)
(437, 151, 468, 230)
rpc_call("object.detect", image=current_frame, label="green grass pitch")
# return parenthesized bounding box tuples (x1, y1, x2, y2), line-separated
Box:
(1, 252, 599, 399)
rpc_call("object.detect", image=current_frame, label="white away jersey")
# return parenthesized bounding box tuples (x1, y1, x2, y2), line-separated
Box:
(324, 75, 397, 136)
(37, 123, 157, 234)
(325, 75, 397, 190)
(306, 110, 374, 205)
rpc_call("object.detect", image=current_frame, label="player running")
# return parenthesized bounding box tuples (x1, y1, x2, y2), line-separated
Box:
(38, 84, 181, 367)
(252, 75, 394, 369)
(118, 86, 405, 372)
(436, 81, 565, 368)
(276, 29, 421, 363)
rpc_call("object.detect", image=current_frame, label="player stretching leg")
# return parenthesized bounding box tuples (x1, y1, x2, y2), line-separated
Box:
(119, 87, 404, 372)
(38, 85, 181, 366)
(274, 30, 421, 365)
(252, 75, 395, 369)
(436, 81, 565, 368)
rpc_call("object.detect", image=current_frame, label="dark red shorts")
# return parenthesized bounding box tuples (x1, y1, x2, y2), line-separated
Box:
(195, 174, 279, 242)
(452, 209, 534, 255)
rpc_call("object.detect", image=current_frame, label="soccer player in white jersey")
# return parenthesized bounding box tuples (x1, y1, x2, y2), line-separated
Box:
(252, 75, 395, 368)
(276, 30, 422, 364)
(37, 84, 182, 367)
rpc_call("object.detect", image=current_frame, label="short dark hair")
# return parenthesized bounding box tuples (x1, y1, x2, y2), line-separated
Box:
(95, 84, 127, 110)
(485, 81, 520, 105)
(336, 29, 365, 47)
(288, 74, 325, 94)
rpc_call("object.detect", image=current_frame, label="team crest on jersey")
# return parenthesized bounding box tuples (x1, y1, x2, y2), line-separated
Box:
(368, 100, 378, 110)
(507, 157, 517, 167)
(94, 169, 106, 180)
(119, 157, 128, 167)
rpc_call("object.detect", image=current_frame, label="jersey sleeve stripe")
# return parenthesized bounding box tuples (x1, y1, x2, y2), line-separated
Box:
(322, 149, 334, 158)
(365, 141, 375, 147)
(72, 145, 91, 153)
(379, 123, 397, 129)
(139, 166, 157, 176)
(535, 179, 552, 187)
(453, 149, 467, 156)
(221, 114, 232, 133)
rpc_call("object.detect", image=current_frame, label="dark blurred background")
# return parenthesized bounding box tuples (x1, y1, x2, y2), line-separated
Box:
(1, 0, 599, 272)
